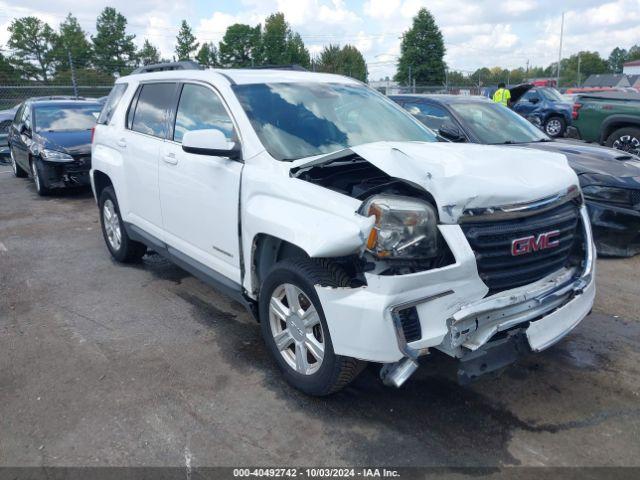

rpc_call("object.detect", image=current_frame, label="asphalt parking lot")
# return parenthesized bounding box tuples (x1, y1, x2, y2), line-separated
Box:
(1, 163, 639, 468)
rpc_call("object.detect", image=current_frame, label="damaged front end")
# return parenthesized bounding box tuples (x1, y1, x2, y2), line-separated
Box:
(294, 142, 594, 388)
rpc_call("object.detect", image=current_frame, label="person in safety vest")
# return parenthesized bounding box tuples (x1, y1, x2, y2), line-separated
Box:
(493, 82, 511, 107)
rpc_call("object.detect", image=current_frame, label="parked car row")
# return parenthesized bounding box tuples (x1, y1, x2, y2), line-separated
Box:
(4, 64, 635, 397)
(390, 94, 640, 257)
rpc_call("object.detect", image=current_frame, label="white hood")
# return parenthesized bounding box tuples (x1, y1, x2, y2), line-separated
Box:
(298, 141, 579, 224)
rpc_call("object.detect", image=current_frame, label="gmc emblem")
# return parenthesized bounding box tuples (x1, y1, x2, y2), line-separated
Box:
(511, 230, 560, 256)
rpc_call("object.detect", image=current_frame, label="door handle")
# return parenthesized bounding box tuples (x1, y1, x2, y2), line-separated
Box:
(116, 138, 127, 148)
(162, 153, 178, 165)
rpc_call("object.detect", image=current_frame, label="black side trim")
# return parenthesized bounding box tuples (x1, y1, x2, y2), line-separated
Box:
(125, 223, 258, 319)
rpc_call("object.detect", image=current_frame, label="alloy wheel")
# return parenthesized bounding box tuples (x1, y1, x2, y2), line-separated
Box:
(612, 135, 640, 156)
(31, 162, 41, 192)
(103, 199, 122, 251)
(545, 119, 562, 136)
(269, 283, 325, 375)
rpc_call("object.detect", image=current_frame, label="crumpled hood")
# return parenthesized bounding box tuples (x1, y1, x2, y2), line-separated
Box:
(295, 141, 579, 224)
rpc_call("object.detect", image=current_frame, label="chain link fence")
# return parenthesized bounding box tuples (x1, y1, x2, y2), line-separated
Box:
(0, 85, 113, 111)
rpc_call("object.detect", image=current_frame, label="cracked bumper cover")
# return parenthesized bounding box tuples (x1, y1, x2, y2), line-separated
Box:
(315, 206, 595, 365)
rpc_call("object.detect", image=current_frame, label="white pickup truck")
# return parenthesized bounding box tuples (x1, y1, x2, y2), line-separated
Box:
(91, 65, 595, 395)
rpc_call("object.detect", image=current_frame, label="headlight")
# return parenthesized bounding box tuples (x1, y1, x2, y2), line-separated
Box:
(41, 149, 74, 162)
(582, 186, 634, 206)
(361, 194, 439, 259)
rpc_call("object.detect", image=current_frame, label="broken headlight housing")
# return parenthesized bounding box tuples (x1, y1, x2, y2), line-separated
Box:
(361, 194, 439, 259)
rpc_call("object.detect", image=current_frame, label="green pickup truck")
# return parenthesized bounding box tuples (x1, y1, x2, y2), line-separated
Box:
(568, 91, 640, 156)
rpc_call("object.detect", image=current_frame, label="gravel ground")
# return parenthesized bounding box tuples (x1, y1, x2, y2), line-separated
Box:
(1, 164, 639, 468)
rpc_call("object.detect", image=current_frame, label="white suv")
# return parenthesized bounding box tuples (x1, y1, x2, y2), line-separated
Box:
(91, 65, 595, 395)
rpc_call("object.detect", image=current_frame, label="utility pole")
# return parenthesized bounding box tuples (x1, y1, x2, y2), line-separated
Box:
(577, 53, 581, 87)
(556, 12, 564, 87)
(67, 48, 79, 98)
(526, 59, 530, 79)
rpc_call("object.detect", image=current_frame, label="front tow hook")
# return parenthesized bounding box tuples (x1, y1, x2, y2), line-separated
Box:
(380, 357, 419, 388)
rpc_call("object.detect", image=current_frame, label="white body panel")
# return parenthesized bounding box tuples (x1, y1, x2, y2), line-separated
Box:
(159, 140, 243, 283)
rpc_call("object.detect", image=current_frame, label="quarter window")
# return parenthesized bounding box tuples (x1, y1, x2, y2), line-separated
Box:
(129, 83, 176, 138)
(173, 84, 234, 143)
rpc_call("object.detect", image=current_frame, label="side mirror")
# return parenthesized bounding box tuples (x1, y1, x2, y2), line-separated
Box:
(182, 129, 242, 160)
(438, 121, 465, 142)
(20, 124, 31, 136)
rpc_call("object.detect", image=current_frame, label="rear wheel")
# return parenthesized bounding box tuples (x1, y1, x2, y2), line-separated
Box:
(606, 127, 640, 156)
(544, 116, 566, 138)
(10, 150, 27, 178)
(259, 258, 365, 396)
(99, 186, 147, 263)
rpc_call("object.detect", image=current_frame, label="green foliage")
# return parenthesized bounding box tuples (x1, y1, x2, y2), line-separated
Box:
(218, 24, 262, 67)
(51, 14, 93, 71)
(137, 40, 161, 66)
(92, 7, 137, 76)
(175, 20, 199, 61)
(261, 12, 310, 68)
(608, 47, 628, 74)
(7, 16, 57, 83)
(196, 42, 219, 68)
(395, 8, 446, 86)
(0, 52, 20, 84)
(559, 51, 608, 86)
(316, 44, 367, 82)
(52, 68, 115, 85)
(628, 45, 640, 62)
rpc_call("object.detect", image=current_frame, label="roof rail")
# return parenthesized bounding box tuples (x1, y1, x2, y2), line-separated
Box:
(132, 60, 203, 74)
(29, 95, 87, 101)
(248, 64, 308, 71)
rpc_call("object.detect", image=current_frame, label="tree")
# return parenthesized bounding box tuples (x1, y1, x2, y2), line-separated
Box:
(262, 13, 288, 65)
(628, 45, 640, 62)
(608, 47, 628, 73)
(7, 17, 57, 83)
(175, 20, 199, 61)
(261, 13, 310, 68)
(92, 7, 137, 75)
(0, 52, 20, 84)
(317, 44, 367, 82)
(395, 8, 446, 86)
(218, 24, 262, 67)
(559, 51, 608, 86)
(286, 32, 310, 68)
(137, 39, 160, 66)
(196, 42, 218, 67)
(51, 14, 93, 72)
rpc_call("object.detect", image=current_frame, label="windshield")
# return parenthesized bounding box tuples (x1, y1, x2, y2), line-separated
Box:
(232, 82, 437, 160)
(540, 88, 565, 102)
(450, 101, 549, 144)
(33, 104, 101, 132)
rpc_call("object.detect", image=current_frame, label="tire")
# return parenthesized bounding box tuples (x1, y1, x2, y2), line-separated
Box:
(99, 186, 147, 263)
(10, 150, 27, 178)
(606, 127, 640, 156)
(544, 116, 566, 138)
(30, 159, 52, 196)
(259, 258, 366, 396)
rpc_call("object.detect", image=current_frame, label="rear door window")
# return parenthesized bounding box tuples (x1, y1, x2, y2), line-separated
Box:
(403, 102, 452, 130)
(97, 83, 128, 125)
(129, 83, 176, 138)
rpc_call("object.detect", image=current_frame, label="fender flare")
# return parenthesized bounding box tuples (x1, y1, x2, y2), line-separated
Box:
(600, 115, 640, 143)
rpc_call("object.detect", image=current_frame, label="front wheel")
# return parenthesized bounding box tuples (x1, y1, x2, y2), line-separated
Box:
(259, 258, 365, 396)
(10, 150, 27, 178)
(31, 159, 51, 196)
(99, 186, 147, 263)
(606, 127, 640, 156)
(544, 116, 566, 138)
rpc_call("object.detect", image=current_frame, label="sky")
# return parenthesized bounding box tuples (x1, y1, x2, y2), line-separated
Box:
(1, 0, 639, 80)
